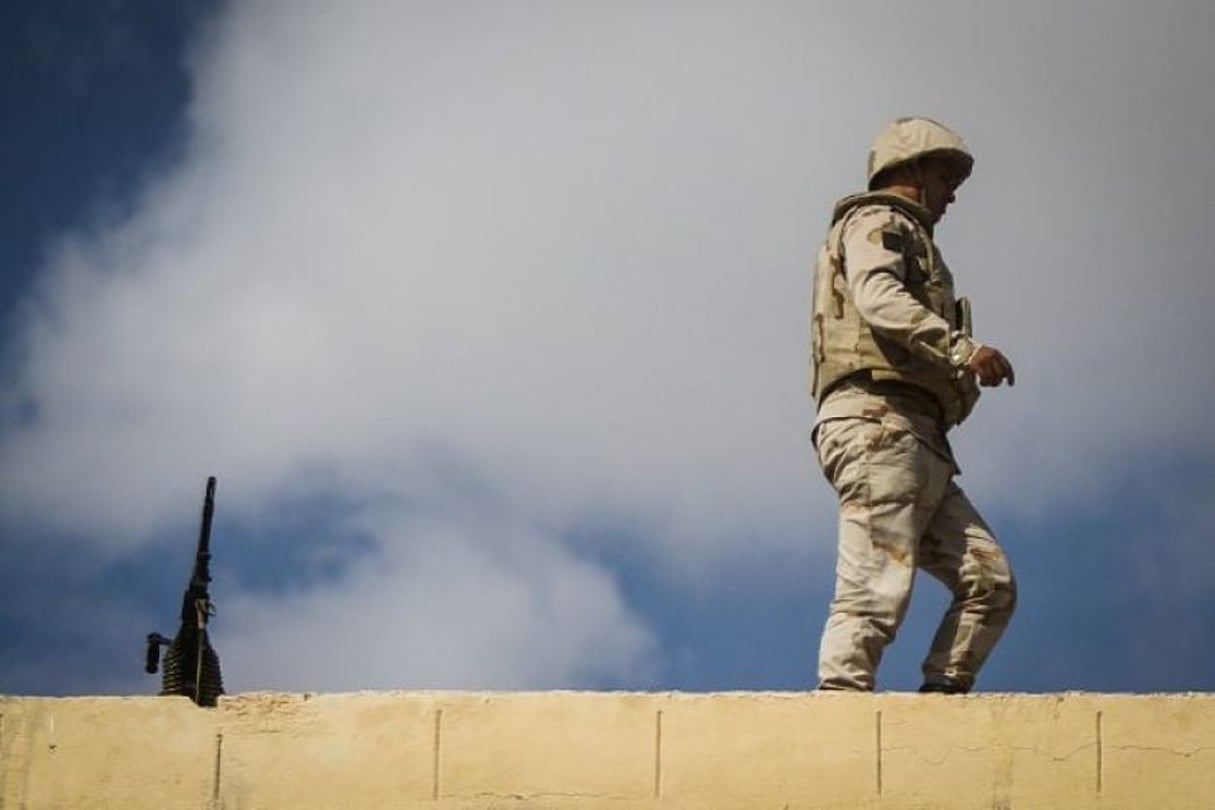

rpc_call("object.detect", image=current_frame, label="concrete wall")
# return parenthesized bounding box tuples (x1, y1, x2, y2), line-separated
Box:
(2, 691, 1213, 809)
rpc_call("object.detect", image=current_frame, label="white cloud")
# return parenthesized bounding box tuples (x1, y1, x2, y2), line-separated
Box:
(3, 1, 825, 561)
(221, 505, 656, 691)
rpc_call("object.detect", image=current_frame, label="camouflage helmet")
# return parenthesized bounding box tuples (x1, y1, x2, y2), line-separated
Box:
(867, 117, 974, 190)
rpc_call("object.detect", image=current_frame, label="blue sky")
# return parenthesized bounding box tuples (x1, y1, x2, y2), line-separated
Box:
(2, 0, 1214, 697)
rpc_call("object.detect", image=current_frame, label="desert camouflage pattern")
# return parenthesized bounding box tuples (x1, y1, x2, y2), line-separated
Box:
(814, 410, 1016, 691)
(867, 116, 974, 189)
(810, 191, 980, 427)
(810, 118, 1015, 692)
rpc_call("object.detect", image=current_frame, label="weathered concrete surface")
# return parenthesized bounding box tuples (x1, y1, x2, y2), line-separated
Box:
(0, 695, 215, 809)
(218, 692, 438, 808)
(2, 691, 1212, 809)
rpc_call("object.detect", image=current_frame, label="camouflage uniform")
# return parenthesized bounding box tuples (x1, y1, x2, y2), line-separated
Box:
(810, 118, 1016, 692)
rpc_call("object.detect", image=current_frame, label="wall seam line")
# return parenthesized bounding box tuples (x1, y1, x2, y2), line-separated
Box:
(211, 732, 223, 808)
(0, 711, 7, 809)
(654, 709, 663, 799)
(1096, 709, 1103, 794)
(432, 708, 443, 801)
(876, 709, 883, 797)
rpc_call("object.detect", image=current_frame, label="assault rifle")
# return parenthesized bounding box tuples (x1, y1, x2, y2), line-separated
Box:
(145, 476, 225, 706)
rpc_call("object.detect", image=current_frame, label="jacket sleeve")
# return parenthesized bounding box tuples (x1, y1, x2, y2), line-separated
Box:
(839, 207, 977, 369)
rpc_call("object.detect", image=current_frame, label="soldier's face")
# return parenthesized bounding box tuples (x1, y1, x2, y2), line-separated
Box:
(920, 159, 962, 222)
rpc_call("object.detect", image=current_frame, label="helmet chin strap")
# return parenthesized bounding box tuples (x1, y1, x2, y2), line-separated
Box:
(910, 160, 929, 208)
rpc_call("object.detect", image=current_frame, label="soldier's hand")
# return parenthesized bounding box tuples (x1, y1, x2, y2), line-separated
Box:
(968, 345, 1015, 387)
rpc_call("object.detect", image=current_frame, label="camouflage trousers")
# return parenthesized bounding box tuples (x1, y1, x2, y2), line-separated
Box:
(814, 416, 1016, 691)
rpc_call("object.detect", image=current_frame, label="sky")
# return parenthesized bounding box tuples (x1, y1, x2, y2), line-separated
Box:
(1, 0, 1213, 697)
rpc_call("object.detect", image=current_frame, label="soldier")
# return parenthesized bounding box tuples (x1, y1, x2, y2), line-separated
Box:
(809, 117, 1017, 693)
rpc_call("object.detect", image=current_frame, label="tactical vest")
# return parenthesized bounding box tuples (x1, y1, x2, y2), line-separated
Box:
(810, 192, 979, 427)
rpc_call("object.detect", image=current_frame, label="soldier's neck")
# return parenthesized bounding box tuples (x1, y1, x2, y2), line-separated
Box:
(878, 183, 925, 208)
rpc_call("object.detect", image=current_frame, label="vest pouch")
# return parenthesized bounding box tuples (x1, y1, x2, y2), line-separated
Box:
(951, 296, 979, 424)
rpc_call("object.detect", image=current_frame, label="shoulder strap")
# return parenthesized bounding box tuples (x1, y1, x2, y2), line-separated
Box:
(834, 200, 937, 282)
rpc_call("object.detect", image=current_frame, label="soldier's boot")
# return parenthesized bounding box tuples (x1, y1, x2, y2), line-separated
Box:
(918, 679, 969, 694)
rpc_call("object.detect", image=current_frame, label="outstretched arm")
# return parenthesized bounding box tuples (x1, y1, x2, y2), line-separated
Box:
(840, 208, 1014, 387)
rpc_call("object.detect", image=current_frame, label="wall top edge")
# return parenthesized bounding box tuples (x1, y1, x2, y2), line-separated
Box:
(2, 689, 1213, 704)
